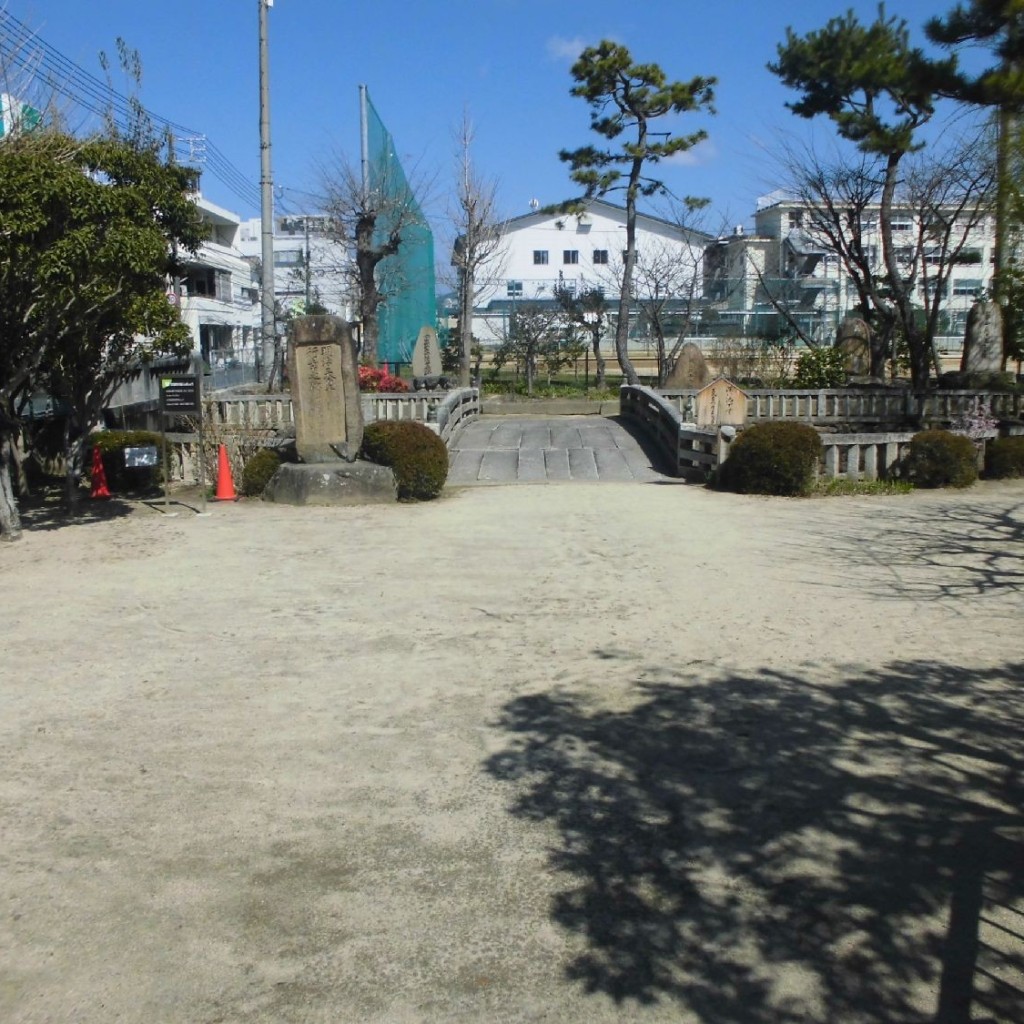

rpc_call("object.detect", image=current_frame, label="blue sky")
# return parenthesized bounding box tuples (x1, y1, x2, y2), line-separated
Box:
(7, 1, 987, 236)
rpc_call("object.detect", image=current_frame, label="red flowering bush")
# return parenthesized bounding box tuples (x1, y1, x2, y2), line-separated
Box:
(358, 366, 409, 393)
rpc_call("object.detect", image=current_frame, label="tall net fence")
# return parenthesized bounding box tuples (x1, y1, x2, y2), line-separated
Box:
(364, 91, 435, 366)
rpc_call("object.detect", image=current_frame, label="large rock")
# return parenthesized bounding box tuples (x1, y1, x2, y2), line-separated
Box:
(263, 461, 397, 506)
(289, 316, 363, 463)
(961, 299, 1004, 375)
(664, 342, 710, 389)
(834, 318, 871, 377)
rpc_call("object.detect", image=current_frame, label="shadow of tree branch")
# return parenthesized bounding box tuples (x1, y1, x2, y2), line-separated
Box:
(486, 659, 1024, 1021)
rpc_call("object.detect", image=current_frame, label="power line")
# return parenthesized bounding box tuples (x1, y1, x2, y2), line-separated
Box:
(0, 11, 261, 210)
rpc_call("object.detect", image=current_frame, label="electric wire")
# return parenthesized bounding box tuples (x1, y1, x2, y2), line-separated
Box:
(0, 11, 261, 210)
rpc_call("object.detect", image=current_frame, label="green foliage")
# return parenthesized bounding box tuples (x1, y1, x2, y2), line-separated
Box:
(926, 3, 1024, 110)
(901, 429, 978, 488)
(241, 447, 281, 497)
(88, 430, 164, 492)
(717, 422, 823, 497)
(560, 41, 716, 201)
(793, 346, 848, 388)
(984, 436, 1024, 479)
(812, 477, 914, 496)
(769, 9, 949, 156)
(360, 420, 449, 501)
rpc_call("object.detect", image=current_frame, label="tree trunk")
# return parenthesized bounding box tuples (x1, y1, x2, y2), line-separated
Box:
(64, 416, 83, 510)
(591, 329, 606, 388)
(0, 435, 23, 541)
(460, 267, 473, 388)
(616, 170, 642, 385)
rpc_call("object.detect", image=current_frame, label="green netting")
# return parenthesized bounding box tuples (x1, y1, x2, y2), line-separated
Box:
(365, 91, 436, 366)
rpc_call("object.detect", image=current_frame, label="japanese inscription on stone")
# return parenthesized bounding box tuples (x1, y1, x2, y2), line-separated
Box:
(289, 316, 362, 463)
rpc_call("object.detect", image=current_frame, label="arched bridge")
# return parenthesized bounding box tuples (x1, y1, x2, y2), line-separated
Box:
(446, 415, 671, 485)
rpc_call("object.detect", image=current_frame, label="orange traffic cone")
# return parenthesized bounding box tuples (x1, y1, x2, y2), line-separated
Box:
(90, 446, 111, 499)
(214, 444, 237, 501)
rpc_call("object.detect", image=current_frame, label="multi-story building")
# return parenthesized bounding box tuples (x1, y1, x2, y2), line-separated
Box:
(703, 194, 995, 350)
(177, 196, 260, 387)
(238, 215, 351, 321)
(467, 198, 710, 348)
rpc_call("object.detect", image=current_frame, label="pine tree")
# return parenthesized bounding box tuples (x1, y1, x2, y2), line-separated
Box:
(559, 42, 714, 385)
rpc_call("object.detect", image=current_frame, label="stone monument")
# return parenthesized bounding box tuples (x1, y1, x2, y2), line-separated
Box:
(411, 326, 443, 378)
(265, 315, 398, 505)
(961, 299, 1004, 375)
(288, 315, 363, 462)
(834, 318, 872, 377)
(695, 377, 748, 429)
(664, 341, 710, 389)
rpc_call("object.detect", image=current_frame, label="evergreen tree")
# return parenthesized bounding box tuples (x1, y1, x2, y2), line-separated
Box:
(560, 42, 714, 384)
(926, 1, 1024, 358)
(769, 8, 954, 388)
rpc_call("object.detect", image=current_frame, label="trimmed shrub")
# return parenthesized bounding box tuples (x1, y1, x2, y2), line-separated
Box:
(88, 430, 165, 492)
(241, 447, 281, 497)
(901, 429, 977, 489)
(360, 420, 448, 500)
(717, 422, 822, 496)
(984, 436, 1024, 479)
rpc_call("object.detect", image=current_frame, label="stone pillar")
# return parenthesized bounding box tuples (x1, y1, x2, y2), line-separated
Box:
(288, 316, 363, 462)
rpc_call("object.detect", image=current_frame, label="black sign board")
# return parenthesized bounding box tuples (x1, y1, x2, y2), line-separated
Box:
(161, 376, 200, 414)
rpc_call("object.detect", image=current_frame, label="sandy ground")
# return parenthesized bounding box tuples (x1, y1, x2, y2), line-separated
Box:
(1, 480, 1023, 1023)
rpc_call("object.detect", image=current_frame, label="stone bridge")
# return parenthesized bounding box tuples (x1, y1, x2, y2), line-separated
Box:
(446, 416, 671, 485)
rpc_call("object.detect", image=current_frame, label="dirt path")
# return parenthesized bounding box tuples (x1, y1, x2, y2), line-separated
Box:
(2, 482, 1023, 1023)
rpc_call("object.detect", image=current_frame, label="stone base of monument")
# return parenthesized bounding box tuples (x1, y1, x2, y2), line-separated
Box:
(262, 461, 397, 506)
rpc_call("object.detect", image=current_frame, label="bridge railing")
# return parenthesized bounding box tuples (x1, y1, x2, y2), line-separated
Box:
(658, 387, 1022, 425)
(620, 385, 721, 480)
(623, 385, 998, 482)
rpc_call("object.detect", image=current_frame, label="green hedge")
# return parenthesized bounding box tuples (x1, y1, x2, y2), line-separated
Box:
(984, 436, 1024, 479)
(717, 422, 822, 496)
(241, 447, 281, 497)
(88, 430, 165, 492)
(360, 420, 448, 500)
(901, 429, 977, 489)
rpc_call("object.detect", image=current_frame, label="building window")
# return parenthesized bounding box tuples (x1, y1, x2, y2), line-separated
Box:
(563, 250, 579, 265)
(891, 219, 912, 232)
(788, 210, 803, 228)
(952, 278, 982, 297)
(593, 249, 609, 264)
(533, 250, 549, 265)
(506, 280, 523, 298)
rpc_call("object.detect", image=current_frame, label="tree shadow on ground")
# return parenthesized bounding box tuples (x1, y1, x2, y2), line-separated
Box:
(486, 659, 1024, 1022)
(17, 491, 138, 532)
(804, 496, 1024, 601)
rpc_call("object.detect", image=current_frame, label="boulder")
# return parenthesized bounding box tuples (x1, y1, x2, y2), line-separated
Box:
(263, 461, 397, 506)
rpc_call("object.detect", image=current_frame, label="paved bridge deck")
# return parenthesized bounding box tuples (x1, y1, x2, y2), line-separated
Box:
(447, 415, 671, 485)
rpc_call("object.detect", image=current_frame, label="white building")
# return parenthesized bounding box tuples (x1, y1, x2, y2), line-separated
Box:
(238, 215, 351, 321)
(703, 195, 995, 349)
(178, 196, 260, 386)
(469, 198, 710, 347)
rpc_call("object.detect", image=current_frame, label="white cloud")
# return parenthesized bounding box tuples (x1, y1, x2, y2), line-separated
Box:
(546, 36, 588, 62)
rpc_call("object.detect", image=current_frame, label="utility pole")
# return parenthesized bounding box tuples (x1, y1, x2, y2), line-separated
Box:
(259, 0, 276, 386)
